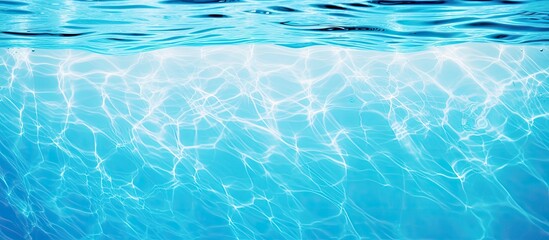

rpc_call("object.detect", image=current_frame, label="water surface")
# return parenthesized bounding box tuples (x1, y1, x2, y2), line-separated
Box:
(0, 0, 548, 53)
(0, 1, 548, 239)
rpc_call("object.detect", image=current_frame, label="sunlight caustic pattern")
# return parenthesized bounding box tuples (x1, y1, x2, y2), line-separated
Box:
(0, 44, 548, 239)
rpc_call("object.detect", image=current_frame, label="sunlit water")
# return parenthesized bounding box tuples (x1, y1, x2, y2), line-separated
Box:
(1, 0, 548, 53)
(1, 1, 548, 240)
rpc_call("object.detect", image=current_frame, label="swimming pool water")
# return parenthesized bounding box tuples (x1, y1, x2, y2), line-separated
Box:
(0, 1, 548, 239)
(1, 0, 548, 53)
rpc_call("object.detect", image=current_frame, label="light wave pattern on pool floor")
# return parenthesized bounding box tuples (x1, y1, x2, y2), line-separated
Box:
(0, 44, 548, 239)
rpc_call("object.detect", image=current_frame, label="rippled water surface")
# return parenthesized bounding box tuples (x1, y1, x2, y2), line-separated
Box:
(1, 0, 548, 53)
(0, 1, 548, 240)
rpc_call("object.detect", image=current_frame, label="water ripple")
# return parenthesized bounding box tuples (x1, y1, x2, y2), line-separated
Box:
(0, 44, 547, 239)
(0, 0, 547, 54)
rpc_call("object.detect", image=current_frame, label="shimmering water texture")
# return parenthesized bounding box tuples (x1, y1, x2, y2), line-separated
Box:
(0, 0, 548, 53)
(0, 44, 547, 239)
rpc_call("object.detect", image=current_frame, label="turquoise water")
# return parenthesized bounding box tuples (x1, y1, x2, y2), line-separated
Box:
(1, 1, 548, 240)
(1, 0, 548, 53)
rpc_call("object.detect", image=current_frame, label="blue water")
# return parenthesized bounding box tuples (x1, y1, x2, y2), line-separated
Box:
(1, 1, 548, 240)
(1, 0, 548, 53)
